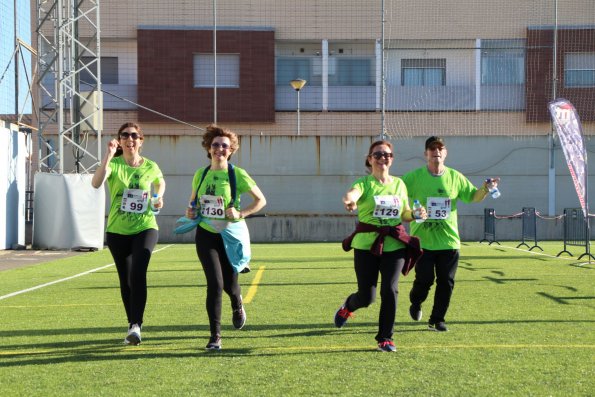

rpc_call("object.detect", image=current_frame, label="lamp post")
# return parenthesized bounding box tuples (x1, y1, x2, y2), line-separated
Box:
(290, 79, 307, 135)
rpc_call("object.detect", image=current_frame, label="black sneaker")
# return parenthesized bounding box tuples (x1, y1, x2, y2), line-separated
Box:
(428, 321, 448, 332)
(409, 304, 422, 321)
(334, 304, 354, 328)
(240, 266, 251, 274)
(232, 305, 247, 329)
(377, 339, 396, 352)
(205, 336, 222, 350)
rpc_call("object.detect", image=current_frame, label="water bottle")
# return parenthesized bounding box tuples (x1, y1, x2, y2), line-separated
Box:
(486, 179, 501, 199)
(412, 199, 425, 223)
(150, 194, 160, 215)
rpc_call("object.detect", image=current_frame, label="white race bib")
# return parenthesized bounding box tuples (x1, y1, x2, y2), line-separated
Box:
(373, 195, 402, 219)
(121, 188, 149, 213)
(427, 197, 451, 220)
(200, 195, 225, 219)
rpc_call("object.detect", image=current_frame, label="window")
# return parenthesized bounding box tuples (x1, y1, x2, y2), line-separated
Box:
(329, 58, 373, 86)
(401, 59, 446, 86)
(481, 39, 525, 85)
(564, 52, 595, 88)
(80, 56, 118, 84)
(276, 58, 311, 85)
(194, 54, 240, 88)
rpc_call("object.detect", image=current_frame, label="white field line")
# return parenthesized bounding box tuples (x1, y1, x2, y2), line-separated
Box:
(0, 245, 173, 301)
(477, 243, 578, 260)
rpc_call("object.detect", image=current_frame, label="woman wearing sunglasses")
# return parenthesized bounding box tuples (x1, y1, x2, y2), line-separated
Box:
(334, 140, 425, 352)
(185, 124, 266, 350)
(92, 122, 165, 346)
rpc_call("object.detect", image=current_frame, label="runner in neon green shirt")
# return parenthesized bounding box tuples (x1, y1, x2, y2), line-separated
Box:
(185, 125, 266, 351)
(92, 122, 165, 346)
(402, 136, 499, 332)
(334, 140, 422, 353)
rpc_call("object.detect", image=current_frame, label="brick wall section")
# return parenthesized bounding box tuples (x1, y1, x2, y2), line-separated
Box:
(526, 28, 595, 122)
(138, 28, 275, 123)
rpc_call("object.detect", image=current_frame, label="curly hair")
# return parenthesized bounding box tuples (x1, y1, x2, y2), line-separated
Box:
(201, 124, 239, 159)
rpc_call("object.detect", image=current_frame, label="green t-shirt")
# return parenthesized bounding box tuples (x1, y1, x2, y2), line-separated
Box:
(402, 166, 477, 250)
(191, 165, 256, 233)
(350, 174, 409, 252)
(106, 156, 164, 235)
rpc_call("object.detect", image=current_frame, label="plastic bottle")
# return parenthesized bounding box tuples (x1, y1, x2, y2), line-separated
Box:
(486, 179, 501, 199)
(150, 194, 160, 215)
(412, 199, 425, 223)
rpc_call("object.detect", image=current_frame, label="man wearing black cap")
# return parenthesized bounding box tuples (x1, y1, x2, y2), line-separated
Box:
(402, 136, 500, 331)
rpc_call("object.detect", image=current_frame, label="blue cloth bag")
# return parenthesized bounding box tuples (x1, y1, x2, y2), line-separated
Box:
(174, 216, 251, 273)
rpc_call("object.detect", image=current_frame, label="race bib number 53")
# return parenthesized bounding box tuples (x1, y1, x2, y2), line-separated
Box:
(121, 188, 149, 213)
(373, 195, 402, 219)
(427, 197, 451, 220)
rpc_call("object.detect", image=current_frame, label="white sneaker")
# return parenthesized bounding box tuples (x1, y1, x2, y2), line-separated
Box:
(124, 323, 141, 345)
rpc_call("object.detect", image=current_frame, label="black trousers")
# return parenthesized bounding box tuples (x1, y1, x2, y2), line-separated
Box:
(195, 225, 242, 338)
(106, 228, 159, 327)
(344, 248, 405, 342)
(409, 249, 459, 323)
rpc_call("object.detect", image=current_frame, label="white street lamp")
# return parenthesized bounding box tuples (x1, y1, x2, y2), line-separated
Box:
(290, 79, 307, 135)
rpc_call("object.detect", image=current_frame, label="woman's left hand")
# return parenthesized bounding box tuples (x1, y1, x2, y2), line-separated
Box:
(226, 207, 241, 220)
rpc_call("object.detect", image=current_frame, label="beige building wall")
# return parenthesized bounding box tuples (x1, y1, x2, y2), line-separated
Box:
(96, 0, 594, 39)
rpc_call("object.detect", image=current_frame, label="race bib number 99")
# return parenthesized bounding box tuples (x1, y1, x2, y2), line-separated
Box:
(427, 197, 451, 220)
(373, 195, 402, 219)
(200, 195, 225, 219)
(121, 189, 149, 213)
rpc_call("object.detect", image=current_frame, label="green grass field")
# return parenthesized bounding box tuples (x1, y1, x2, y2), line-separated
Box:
(0, 242, 593, 396)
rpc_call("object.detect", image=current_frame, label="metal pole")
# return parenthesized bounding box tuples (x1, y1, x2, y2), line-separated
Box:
(548, 0, 559, 216)
(380, 0, 386, 139)
(297, 90, 301, 136)
(14, 0, 19, 118)
(213, 0, 217, 124)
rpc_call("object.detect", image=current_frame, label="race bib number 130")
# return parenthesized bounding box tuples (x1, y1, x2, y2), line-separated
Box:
(200, 195, 225, 219)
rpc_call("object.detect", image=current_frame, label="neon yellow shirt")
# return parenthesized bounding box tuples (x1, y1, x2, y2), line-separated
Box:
(106, 156, 164, 235)
(191, 166, 256, 233)
(402, 166, 477, 250)
(350, 174, 409, 252)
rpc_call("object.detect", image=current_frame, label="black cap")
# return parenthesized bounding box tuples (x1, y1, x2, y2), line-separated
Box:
(425, 136, 445, 150)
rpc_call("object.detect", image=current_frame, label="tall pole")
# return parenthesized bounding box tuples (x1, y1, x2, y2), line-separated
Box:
(296, 90, 301, 135)
(213, 0, 217, 124)
(548, 0, 559, 216)
(380, 0, 386, 140)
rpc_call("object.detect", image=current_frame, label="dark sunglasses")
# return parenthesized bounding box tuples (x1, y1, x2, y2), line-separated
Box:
(211, 142, 230, 149)
(120, 132, 141, 140)
(371, 151, 393, 160)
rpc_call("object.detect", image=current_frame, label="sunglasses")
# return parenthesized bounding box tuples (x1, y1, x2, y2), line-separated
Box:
(211, 142, 230, 149)
(371, 151, 393, 160)
(120, 132, 141, 140)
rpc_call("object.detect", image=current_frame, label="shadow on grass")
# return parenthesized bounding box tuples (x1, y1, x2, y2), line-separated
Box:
(2, 318, 595, 367)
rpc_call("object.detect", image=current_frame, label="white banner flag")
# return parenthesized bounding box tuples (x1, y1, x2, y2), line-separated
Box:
(548, 98, 588, 217)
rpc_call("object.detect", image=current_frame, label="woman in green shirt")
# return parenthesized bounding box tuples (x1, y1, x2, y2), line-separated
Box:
(185, 125, 266, 350)
(334, 140, 424, 352)
(92, 122, 165, 346)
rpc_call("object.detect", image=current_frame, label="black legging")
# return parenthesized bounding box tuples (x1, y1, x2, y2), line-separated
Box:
(344, 248, 406, 342)
(409, 249, 459, 323)
(106, 229, 159, 327)
(195, 225, 242, 338)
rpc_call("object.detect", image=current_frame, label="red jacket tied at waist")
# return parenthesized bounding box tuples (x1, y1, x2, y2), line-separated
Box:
(342, 222, 423, 276)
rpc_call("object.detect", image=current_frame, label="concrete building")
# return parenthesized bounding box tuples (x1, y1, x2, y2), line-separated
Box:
(30, 1, 595, 242)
